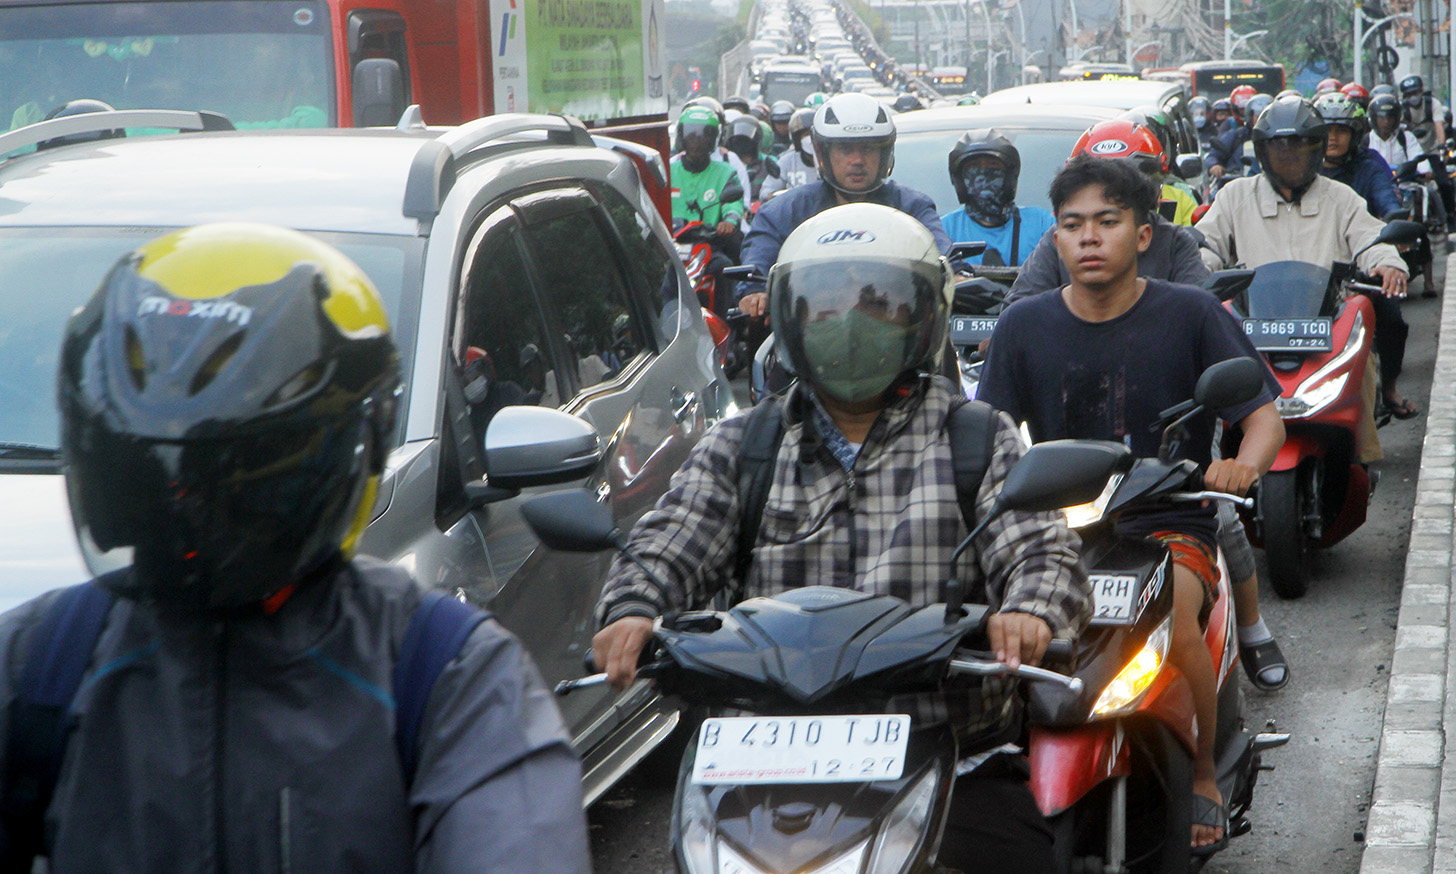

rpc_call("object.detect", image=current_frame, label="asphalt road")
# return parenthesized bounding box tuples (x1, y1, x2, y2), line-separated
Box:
(586, 257, 1445, 873)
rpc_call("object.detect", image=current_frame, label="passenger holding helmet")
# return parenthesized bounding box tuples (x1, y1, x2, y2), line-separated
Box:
(759, 108, 819, 199)
(738, 92, 953, 318)
(1314, 91, 1402, 219)
(593, 204, 1090, 872)
(2, 223, 590, 871)
(940, 128, 1055, 267)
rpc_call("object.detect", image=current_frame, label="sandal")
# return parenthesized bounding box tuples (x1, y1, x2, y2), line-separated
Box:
(1385, 397, 1421, 420)
(1191, 793, 1229, 856)
(1241, 638, 1289, 691)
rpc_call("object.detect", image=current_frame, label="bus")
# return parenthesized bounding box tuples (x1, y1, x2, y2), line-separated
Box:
(1179, 60, 1285, 101)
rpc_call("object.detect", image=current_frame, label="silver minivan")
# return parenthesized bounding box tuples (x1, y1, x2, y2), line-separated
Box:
(0, 108, 732, 804)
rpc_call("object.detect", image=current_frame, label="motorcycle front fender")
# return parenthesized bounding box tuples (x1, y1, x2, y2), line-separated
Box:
(1269, 432, 1324, 472)
(1028, 722, 1128, 817)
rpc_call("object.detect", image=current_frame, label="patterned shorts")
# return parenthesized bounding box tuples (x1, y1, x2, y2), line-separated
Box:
(1150, 530, 1220, 628)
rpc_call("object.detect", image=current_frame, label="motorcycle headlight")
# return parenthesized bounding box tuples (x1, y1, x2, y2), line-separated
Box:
(865, 768, 939, 874)
(1063, 473, 1124, 529)
(1275, 371, 1348, 419)
(717, 837, 869, 874)
(1092, 614, 1172, 717)
(679, 780, 717, 874)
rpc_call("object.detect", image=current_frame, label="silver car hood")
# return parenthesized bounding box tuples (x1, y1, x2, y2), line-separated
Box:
(0, 474, 95, 614)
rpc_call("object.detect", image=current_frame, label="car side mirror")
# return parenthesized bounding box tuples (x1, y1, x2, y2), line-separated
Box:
(352, 58, 405, 127)
(482, 407, 602, 489)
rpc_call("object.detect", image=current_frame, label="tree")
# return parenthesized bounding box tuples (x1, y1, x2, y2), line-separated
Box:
(1232, 0, 1353, 79)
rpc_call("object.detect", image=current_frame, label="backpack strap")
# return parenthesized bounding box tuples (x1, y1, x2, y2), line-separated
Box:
(1, 580, 117, 867)
(393, 589, 488, 786)
(732, 396, 786, 596)
(946, 398, 1001, 532)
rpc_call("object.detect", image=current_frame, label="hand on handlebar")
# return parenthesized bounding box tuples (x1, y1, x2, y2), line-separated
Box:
(1373, 265, 1409, 299)
(987, 611, 1051, 669)
(739, 291, 769, 320)
(715, 220, 738, 238)
(1204, 458, 1260, 497)
(591, 615, 655, 690)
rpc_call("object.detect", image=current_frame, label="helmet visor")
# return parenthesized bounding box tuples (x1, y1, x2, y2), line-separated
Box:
(772, 256, 946, 403)
(1263, 136, 1324, 192)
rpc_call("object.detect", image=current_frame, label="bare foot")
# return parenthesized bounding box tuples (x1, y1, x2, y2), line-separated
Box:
(1192, 775, 1225, 849)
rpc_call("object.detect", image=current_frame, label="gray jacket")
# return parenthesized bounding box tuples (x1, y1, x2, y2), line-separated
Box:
(0, 557, 590, 874)
(1007, 213, 1210, 303)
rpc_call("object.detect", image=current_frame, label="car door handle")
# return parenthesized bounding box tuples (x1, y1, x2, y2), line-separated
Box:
(671, 388, 697, 423)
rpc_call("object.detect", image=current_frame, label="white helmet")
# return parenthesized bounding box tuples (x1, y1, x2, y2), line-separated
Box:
(811, 93, 896, 194)
(768, 204, 952, 404)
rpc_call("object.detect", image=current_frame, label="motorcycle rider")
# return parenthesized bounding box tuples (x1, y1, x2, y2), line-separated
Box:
(1123, 105, 1200, 224)
(979, 156, 1286, 853)
(759, 107, 819, 200)
(1314, 91, 1402, 219)
(1400, 74, 1456, 228)
(767, 99, 796, 154)
(0, 223, 591, 872)
(593, 204, 1091, 872)
(672, 105, 746, 257)
(1195, 96, 1415, 428)
(1207, 91, 1272, 182)
(940, 128, 1056, 267)
(1369, 91, 1448, 263)
(737, 92, 953, 318)
(680, 95, 753, 200)
(1190, 94, 1215, 149)
(1342, 81, 1371, 110)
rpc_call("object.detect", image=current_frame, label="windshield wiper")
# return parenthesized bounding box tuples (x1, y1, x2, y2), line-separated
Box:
(0, 443, 61, 460)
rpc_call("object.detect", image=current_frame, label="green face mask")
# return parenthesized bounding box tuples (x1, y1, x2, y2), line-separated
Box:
(800, 309, 910, 403)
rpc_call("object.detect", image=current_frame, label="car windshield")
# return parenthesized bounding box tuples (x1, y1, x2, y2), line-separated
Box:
(0, 0, 335, 133)
(763, 71, 821, 107)
(892, 127, 1087, 215)
(0, 227, 421, 455)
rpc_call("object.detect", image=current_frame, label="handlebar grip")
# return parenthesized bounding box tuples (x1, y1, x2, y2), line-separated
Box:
(1044, 639, 1074, 661)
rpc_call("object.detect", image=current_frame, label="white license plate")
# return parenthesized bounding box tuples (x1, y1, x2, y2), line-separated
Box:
(691, 715, 911, 785)
(1089, 573, 1138, 624)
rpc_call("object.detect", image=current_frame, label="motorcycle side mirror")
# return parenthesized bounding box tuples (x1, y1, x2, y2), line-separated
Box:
(1385, 208, 1412, 222)
(1356, 219, 1424, 259)
(948, 241, 988, 261)
(721, 264, 766, 282)
(520, 490, 623, 552)
(994, 440, 1134, 514)
(953, 276, 1008, 313)
(1193, 356, 1267, 411)
(1202, 268, 1255, 303)
(1174, 152, 1202, 179)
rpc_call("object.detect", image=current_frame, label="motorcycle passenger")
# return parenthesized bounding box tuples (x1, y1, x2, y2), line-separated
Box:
(759, 107, 819, 200)
(1401, 74, 1456, 227)
(1195, 96, 1416, 427)
(1369, 92, 1448, 257)
(940, 128, 1055, 267)
(0, 223, 591, 872)
(1314, 91, 1402, 219)
(1207, 92, 1271, 182)
(738, 92, 953, 318)
(1190, 94, 1216, 149)
(767, 99, 796, 154)
(724, 112, 780, 204)
(1123, 105, 1200, 223)
(594, 204, 1091, 872)
(979, 156, 1286, 853)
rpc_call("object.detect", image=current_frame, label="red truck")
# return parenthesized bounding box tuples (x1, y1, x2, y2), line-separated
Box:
(0, 0, 670, 202)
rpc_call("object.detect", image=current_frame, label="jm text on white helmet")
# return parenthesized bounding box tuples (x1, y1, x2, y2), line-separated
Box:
(768, 203, 953, 404)
(811, 93, 897, 194)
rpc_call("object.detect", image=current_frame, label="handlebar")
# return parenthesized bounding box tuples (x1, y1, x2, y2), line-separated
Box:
(947, 653, 1084, 694)
(1165, 489, 1254, 510)
(1348, 281, 1388, 296)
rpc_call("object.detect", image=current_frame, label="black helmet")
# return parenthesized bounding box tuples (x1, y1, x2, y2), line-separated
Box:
(59, 223, 400, 610)
(722, 95, 751, 114)
(1122, 105, 1179, 164)
(789, 107, 816, 163)
(769, 99, 796, 123)
(725, 114, 764, 159)
(37, 99, 124, 151)
(1370, 92, 1402, 122)
(768, 204, 953, 404)
(1400, 75, 1425, 98)
(947, 128, 1020, 226)
(892, 93, 924, 113)
(1252, 97, 1327, 198)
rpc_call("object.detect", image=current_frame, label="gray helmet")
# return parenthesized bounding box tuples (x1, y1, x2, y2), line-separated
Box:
(768, 204, 952, 404)
(769, 99, 796, 123)
(1252, 97, 1327, 197)
(789, 107, 816, 164)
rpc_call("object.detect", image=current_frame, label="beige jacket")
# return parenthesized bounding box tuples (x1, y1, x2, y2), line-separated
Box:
(1197, 174, 1406, 275)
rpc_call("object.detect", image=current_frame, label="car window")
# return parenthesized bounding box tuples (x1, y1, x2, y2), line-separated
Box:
(514, 188, 648, 396)
(893, 127, 1090, 215)
(455, 208, 560, 434)
(590, 182, 677, 347)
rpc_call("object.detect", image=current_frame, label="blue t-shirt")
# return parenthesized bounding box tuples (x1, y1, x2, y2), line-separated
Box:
(977, 279, 1279, 547)
(940, 205, 1056, 267)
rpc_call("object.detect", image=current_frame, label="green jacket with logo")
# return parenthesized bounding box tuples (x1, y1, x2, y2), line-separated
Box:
(671, 157, 745, 227)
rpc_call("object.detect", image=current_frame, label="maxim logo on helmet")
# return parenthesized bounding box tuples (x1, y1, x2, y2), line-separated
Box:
(817, 229, 877, 245)
(1089, 139, 1128, 155)
(138, 296, 252, 326)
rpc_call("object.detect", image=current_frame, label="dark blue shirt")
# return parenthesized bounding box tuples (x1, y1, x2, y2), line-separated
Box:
(1321, 149, 1402, 218)
(977, 279, 1279, 547)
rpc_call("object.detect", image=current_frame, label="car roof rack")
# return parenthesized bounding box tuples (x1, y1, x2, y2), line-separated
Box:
(402, 112, 595, 221)
(0, 109, 234, 158)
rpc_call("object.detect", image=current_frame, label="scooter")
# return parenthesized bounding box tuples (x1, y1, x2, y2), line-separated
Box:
(1391, 155, 1443, 289)
(675, 221, 750, 377)
(1025, 357, 1290, 873)
(528, 443, 1122, 874)
(1220, 220, 1423, 597)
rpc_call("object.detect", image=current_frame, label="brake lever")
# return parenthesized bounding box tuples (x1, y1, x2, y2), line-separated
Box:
(947, 656, 1084, 694)
(1165, 490, 1254, 510)
(554, 659, 668, 696)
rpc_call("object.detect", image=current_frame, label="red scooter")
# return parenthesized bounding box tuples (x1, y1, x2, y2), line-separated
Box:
(674, 220, 747, 376)
(1220, 220, 1422, 597)
(1025, 359, 1290, 873)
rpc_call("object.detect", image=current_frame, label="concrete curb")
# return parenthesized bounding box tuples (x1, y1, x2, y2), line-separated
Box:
(1360, 256, 1454, 874)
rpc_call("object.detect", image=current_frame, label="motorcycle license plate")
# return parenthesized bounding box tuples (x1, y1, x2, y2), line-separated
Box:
(1242, 318, 1333, 352)
(691, 715, 911, 785)
(950, 315, 998, 347)
(1089, 573, 1139, 624)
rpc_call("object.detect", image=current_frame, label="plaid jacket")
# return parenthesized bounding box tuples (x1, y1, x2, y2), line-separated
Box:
(596, 376, 1091, 742)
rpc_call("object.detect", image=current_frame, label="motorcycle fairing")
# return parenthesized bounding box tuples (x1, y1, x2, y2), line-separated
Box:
(1244, 260, 1335, 318)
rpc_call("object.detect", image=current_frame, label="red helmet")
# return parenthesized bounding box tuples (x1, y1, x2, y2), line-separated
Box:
(1229, 84, 1259, 121)
(1071, 119, 1167, 176)
(1314, 77, 1343, 96)
(1340, 81, 1370, 107)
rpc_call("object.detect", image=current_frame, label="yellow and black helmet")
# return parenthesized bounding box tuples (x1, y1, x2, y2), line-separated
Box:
(58, 222, 400, 610)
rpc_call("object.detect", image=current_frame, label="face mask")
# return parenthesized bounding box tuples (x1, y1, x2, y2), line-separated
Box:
(800, 308, 910, 403)
(959, 165, 1015, 227)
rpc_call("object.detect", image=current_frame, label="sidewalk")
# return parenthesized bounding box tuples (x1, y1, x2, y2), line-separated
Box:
(1360, 256, 1456, 874)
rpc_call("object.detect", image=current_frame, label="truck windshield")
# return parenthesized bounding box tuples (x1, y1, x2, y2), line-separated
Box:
(0, 0, 335, 132)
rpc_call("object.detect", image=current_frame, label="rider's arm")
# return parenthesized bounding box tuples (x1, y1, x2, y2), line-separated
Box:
(903, 188, 955, 258)
(1204, 402, 1283, 496)
(1361, 152, 1405, 219)
(738, 194, 792, 280)
(415, 619, 592, 874)
(1344, 188, 1409, 277)
(1189, 185, 1238, 270)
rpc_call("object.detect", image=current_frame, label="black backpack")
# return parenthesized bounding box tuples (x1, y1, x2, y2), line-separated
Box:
(731, 395, 1001, 588)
